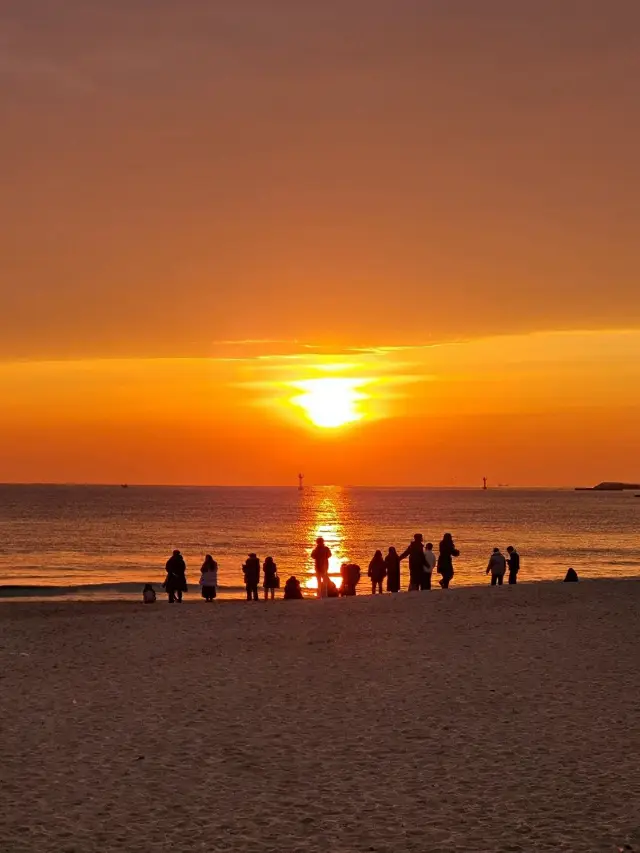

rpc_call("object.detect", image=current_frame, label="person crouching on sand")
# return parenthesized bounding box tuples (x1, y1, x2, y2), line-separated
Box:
(437, 533, 459, 589)
(284, 576, 303, 599)
(327, 578, 340, 597)
(199, 555, 218, 601)
(263, 556, 279, 600)
(368, 549, 386, 594)
(486, 548, 507, 586)
(142, 583, 156, 604)
(163, 549, 187, 603)
(340, 563, 361, 596)
(243, 553, 261, 601)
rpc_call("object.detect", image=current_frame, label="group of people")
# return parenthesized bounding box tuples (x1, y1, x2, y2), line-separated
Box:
(242, 553, 279, 600)
(140, 535, 584, 605)
(485, 546, 520, 585)
(144, 548, 304, 603)
(311, 532, 462, 597)
(143, 550, 221, 604)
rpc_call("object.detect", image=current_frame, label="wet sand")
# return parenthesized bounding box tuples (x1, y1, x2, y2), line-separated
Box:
(1, 580, 639, 852)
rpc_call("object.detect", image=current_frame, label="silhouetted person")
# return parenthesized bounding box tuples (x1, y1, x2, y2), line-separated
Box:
(284, 575, 303, 599)
(163, 550, 187, 603)
(340, 563, 361, 596)
(507, 546, 520, 585)
(385, 547, 401, 593)
(243, 553, 261, 601)
(142, 583, 156, 604)
(327, 578, 340, 598)
(199, 555, 218, 601)
(423, 542, 436, 590)
(437, 533, 459, 589)
(263, 556, 279, 600)
(368, 550, 386, 594)
(564, 567, 579, 583)
(486, 548, 507, 586)
(399, 533, 427, 591)
(311, 536, 332, 598)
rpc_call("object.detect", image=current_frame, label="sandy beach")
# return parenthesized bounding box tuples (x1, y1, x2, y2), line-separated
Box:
(1, 580, 639, 853)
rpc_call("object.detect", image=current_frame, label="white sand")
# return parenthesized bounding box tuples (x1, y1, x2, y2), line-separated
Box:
(1, 580, 639, 852)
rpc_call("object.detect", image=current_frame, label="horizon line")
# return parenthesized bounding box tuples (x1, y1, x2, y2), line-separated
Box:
(0, 481, 602, 490)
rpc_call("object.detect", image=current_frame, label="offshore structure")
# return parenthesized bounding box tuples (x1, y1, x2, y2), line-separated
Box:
(483, 477, 488, 490)
(298, 473, 304, 491)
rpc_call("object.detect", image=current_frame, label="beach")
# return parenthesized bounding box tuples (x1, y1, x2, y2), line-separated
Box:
(1, 580, 639, 852)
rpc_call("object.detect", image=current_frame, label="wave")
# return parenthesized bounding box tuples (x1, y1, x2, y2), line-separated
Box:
(0, 582, 247, 598)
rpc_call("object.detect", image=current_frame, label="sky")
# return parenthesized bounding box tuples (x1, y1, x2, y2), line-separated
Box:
(1, 0, 639, 485)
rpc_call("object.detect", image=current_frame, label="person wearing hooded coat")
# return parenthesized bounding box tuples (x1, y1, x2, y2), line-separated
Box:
(163, 550, 187, 603)
(486, 548, 507, 586)
(437, 533, 459, 589)
(199, 555, 218, 601)
(263, 556, 279, 600)
(385, 547, 401, 593)
(368, 550, 387, 594)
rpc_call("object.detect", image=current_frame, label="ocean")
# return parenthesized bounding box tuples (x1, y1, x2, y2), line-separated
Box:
(0, 484, 638, 599)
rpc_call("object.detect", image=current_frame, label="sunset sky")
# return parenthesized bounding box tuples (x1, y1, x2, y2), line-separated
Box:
(1, 1, 639, 485)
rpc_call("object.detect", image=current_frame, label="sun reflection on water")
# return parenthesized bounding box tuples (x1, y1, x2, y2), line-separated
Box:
(303, 489, 349, 592)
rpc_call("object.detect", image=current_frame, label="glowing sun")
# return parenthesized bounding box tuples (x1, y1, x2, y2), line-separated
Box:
(291, 378, 368, 428)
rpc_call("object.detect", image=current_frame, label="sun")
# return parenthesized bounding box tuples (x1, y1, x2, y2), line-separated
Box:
(291, 378, 368, 428)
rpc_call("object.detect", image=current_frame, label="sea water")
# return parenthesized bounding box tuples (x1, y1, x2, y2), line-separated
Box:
(0, 484, 638, 599)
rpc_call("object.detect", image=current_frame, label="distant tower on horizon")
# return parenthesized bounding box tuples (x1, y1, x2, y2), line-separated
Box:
(483, 477, 488, 490)
(298, 473, 304, 491)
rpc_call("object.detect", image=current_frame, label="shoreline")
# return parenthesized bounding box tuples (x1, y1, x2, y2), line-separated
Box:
(1, 574, 639, 605)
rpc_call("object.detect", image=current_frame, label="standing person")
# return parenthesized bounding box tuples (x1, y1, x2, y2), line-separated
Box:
(486, 548, 507, 586)
(385, 547, 401, 593)
(422, 542, 436, 590)
(243, 553, 261, 601)
(368, 550, 386, 594)
(399, 533, 427, 591)
(437, 533, 459, 589)
(163, 549, 187, 603)
(199, 555, 218, 601)
(311, 536, 331, 598)
(263, 556, 279, 601)
(506, 546, 520, 585)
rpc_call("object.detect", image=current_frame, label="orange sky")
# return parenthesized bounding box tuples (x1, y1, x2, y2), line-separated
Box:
(1, 1, 639, 485)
